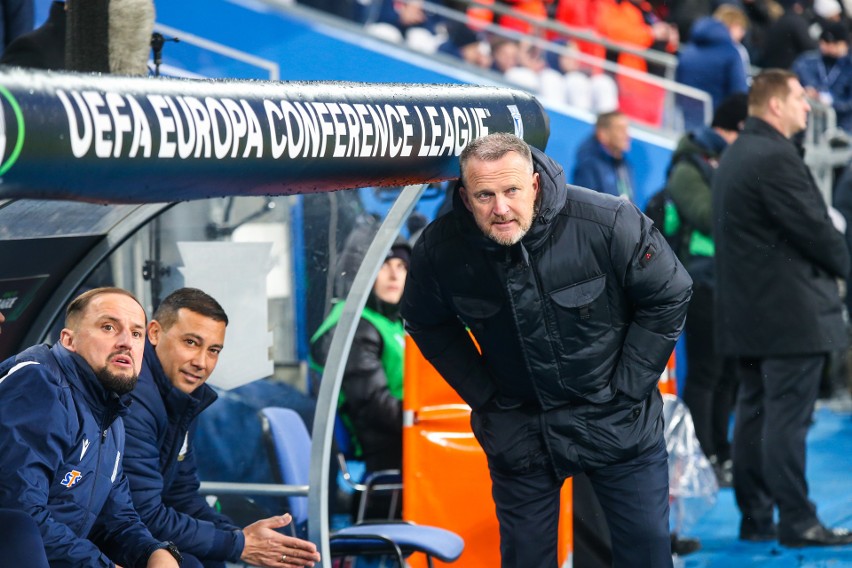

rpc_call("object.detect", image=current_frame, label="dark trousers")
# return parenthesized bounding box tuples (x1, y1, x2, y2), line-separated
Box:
(732, 355, 822, 534)
(0, 508, 49, 568)
(682, 284, 738, 461)
(490, 438, 672, 568)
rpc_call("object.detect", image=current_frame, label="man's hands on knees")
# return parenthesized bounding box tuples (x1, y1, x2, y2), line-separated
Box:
(241, 514, 321, 567)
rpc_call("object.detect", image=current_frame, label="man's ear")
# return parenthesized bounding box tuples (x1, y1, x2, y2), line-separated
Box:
(59, 328, 75, 351)
(459, 185, 473, 212)
(768, 95, 782, 117)
(147, 320, 161, 346)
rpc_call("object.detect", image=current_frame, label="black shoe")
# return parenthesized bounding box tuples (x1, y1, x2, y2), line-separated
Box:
(739, 521, 777, 542)
(780, 523, 852, 548)
(671, 533, 701, 556)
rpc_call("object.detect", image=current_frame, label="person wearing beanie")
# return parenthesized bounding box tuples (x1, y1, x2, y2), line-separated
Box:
(666, 92, 749, 491)
(436, 20, 491, 69)
(792, 19, 852, 132)
(309, 215, 411, 521)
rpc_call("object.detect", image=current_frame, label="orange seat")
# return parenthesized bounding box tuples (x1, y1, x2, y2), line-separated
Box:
(402, 335, 572, 567)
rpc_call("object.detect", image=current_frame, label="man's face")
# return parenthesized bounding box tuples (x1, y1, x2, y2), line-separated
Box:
(60, 293, 146, 395)
(820, 39, 849, 58)
(374, 258, 408, 305)
(148, 308, 226, 395)
(778, 78, 811, 136)
(460, 151, 539, 246)
(0, 310, 5, 335)
(598, 115, 631, 156)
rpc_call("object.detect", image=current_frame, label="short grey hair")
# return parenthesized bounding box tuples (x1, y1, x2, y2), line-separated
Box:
(459, 133, 533, 186)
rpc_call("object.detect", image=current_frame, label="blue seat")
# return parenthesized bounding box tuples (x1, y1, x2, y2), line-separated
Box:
(260, 406, 464, 567)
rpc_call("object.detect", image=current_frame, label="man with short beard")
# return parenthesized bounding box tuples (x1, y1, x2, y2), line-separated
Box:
(401, 132, 693, 568)
(0, 287, 181, 567)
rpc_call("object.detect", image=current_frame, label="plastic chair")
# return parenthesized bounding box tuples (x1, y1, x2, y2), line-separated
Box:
(260, 406, 464, 567)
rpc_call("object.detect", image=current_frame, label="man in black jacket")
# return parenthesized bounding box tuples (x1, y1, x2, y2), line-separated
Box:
(401, 132, 692, 568)
(713, 68, 852, 548)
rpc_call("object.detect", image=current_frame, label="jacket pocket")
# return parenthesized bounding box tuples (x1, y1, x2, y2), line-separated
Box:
(549, 274, 612, 348)
(470, 406, 543, 474)
(452, 295, 503, 334)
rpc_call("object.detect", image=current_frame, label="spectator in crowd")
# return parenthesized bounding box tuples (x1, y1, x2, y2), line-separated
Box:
(713, 69, 852, 547)
(666, 93, 749, 488)
(401, 131, 692, 568)
(596, 0, 678, 125)
(676, 6, 750, 130)
(740, 0, 777, 64)
(310, 218, 410, 520)
(467, 0, 548, 35)
(812, 0, 845, 33)
(123, 288, 321, 567)
(364, 0, 442, 53)
(792, 20, 852, 133)
(758, 0, 817, 69)
(0, 0, 63, 69)
(0, 0, 32, 50)
(504, 40, 548, 93)
(436, 20, 492, 69)
(0, 287, 181, 566)
(572, 110, 635, 201)
(539, 39, 618, 112)
(490, 36, 521, 75)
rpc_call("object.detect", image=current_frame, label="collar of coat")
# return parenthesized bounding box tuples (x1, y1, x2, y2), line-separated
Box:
(52, 342, 133, 423)
(142, 339, 218, 419)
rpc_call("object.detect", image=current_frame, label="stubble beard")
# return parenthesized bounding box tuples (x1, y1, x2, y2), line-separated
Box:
(483, 201, 539, 246)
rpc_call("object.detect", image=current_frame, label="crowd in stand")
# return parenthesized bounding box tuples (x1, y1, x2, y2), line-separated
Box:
(297, 0, 852, 132)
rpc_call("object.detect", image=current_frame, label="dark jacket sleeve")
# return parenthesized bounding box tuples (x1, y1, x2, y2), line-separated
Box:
(123, 398, 243, 562)
(759, 147, 850, 278)
(609, 201, 693, 400)
(0, 363, 155, 567)
(401, 235, 498, 410)
(90, 472, 172, 568)
(338, 320, 402, 431)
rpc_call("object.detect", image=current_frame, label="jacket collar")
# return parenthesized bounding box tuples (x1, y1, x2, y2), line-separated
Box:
(143, 340, 218, 420)
(51, 343, 132, 423)
(450, 146, 566, 256)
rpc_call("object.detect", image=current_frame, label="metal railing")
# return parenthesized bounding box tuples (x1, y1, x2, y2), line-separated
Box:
(378, 0, 712, 133)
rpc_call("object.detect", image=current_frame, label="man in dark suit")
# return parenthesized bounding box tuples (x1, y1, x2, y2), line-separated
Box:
(713, 68, 852, 548)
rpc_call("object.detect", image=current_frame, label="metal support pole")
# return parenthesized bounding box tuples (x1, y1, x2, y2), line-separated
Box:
(307, 183, 427, 565)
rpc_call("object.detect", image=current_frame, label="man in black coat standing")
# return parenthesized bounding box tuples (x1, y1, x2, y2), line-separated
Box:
(402, 132, 692, 567)
(713, 68, 852, 548)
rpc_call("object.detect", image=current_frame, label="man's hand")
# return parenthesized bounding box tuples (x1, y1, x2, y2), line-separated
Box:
(241, 514, 321, 567)
(146, 548, 179, 567)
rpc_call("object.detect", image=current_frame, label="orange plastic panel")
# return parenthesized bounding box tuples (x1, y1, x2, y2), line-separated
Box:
(403, 336, 572, 567)
(658, 350, 678, 397)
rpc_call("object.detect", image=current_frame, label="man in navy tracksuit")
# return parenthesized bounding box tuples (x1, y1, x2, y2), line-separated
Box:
(123, 288, 320, 568)
(0, 288, 181, 567)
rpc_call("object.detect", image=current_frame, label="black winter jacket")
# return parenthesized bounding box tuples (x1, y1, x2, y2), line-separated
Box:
(401, 148, 692, 476)
(713, 117, 849, 357)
